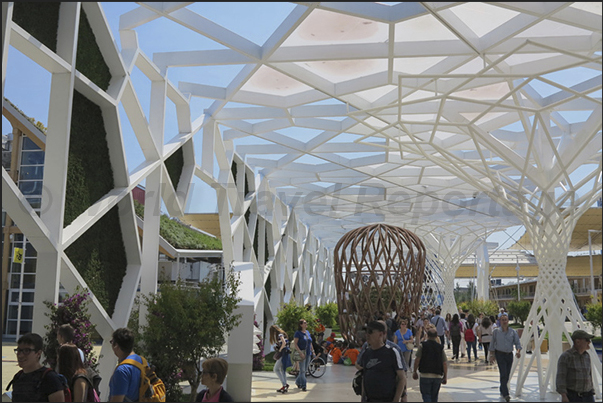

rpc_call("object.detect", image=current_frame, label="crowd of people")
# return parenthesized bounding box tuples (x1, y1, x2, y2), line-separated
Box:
(7, 309, 597, 403)
(7, 326, 231, 402)
(267, 306, 596, 403)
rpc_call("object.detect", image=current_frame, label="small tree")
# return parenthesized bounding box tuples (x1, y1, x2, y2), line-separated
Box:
(275, 300, 317, 343)
(506, 300, 532, 325)
(43, 286, 100, 370)
(137, 271, 242, 402)
(315, 302, 338, 329)
(584, 299, 602, 335)
(466, 299, 500, 318)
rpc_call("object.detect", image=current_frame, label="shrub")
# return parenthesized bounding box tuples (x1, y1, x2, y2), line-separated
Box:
(43, 286, 100, 371)
(133, 272, 242, 402)
(315, 302, 338, 328)
(585, 299, 602, 335)
(275, 300, 317, 343)
(506, 300, 532, 325)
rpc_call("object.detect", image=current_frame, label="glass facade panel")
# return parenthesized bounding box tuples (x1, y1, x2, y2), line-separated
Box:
(21, 137, 40, 150)
(19, 165, 44, 180)
(22, 274, 36, 289)
(21, 292, 35, 303)
(18, 181, 43, 195)
(24, 259, 37, 273)
(5, 321, 17, 335)
(3, 135, 42, 337)
(25, 244, 37, 257)
(21, 151, 45, 165)
(8, 306, 18, 320)
(19, 321, 32, 335)
(20, 306, 33, 319)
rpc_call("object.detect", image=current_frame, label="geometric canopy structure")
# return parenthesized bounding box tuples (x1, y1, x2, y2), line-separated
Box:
(3, 2, 601, 399)
(333, 224, 425, 346)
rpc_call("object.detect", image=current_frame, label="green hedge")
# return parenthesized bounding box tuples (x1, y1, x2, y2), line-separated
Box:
(165, 147, 184, 190)
(12, 2, 60, 53)
(76, 9, 111, 91)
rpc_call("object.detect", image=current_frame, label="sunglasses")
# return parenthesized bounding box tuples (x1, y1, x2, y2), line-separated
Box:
(14, 348, 36, 355)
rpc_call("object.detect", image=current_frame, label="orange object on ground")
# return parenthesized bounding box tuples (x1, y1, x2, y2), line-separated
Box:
(343, 348, 359, 365)
(331, 347, 342, 364)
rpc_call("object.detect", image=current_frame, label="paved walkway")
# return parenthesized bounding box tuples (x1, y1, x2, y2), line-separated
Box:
(3, 341, 601, 402)
(249, 349, 601, 402)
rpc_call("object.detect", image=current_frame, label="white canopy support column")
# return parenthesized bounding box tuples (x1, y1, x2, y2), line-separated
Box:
(512, 197, 603, 399)
(226, 262, 254, 402)
(475, 240, 490, 301)
(423, 233, 483, 319)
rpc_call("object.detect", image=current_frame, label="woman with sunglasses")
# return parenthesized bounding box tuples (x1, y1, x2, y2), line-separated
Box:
(8, 333, 66, 402)
(293, 319, 315, 392)
(195, 358, 233, 402)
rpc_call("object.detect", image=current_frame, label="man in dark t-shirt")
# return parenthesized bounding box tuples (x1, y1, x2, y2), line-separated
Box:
(9, 333, 65, 402)
(359, 321, 406, 402)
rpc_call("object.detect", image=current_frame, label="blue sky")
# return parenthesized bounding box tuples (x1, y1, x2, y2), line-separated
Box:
(5, 2, 601, 256)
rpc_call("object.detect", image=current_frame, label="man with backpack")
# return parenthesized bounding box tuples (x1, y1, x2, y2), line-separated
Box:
(109, 327, 165, 402)
(8, 333, 67, 402)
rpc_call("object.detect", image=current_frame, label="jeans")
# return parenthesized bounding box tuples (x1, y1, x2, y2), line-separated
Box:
(273, 357, 287, 386)
(419, 377, 442, 402)
(466, 341, 477, 361)
(296, 353, 310, 388)
(494, 350, 514, 398)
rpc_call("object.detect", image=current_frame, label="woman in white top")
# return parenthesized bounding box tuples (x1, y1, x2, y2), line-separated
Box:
(478, 316, 494, 363)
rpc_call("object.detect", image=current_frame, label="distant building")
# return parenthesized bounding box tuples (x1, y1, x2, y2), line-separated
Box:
(491, 276, 601, 310)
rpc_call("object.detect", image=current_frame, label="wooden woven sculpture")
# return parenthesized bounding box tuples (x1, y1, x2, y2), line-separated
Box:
(333, 224, 426, 345)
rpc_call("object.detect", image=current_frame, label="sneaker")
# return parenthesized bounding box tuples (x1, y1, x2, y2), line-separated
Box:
(505, 395, 511, 402)
(285, 384, 290, 392)
(468, 359, 471, 363)
(277, 387, 286, 393)
(461, 354, 465, 358)
(302, 387, 307, 392)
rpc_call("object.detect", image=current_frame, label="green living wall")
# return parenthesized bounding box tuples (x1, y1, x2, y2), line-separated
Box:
(11, 2, 60, 53)
(165, 147, 184, 190)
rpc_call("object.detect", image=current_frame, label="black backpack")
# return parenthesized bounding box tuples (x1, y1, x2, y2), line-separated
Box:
(352, 369, 363, 395)
(450, 322, 461, 337)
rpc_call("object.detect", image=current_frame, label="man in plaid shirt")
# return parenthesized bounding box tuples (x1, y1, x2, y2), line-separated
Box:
(556, 329, 596, 402)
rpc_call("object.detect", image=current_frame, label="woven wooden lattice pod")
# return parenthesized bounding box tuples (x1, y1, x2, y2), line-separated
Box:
(333, 224, 426, 345)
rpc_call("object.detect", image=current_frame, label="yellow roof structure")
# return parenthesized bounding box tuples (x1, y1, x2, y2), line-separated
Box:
(509, 208, 602, 251)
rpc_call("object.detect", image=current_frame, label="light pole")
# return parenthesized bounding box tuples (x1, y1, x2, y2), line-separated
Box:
(588, 229, 601, 304)
(515, 256, 521, 301)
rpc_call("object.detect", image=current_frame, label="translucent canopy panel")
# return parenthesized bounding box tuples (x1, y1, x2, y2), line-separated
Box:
(111, 2, 601, 247)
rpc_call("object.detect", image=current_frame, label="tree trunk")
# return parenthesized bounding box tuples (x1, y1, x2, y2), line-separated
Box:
(189, 378, 200, 402)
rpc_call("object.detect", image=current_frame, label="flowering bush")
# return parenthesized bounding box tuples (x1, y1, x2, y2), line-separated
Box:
(252, 316, 265, 370)
(43, 286, 100, 370)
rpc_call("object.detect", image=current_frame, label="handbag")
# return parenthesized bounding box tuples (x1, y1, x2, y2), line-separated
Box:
(292, 349, 304, 362)
(274, 350, 282, 360)
(404, 341, 415, 350)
